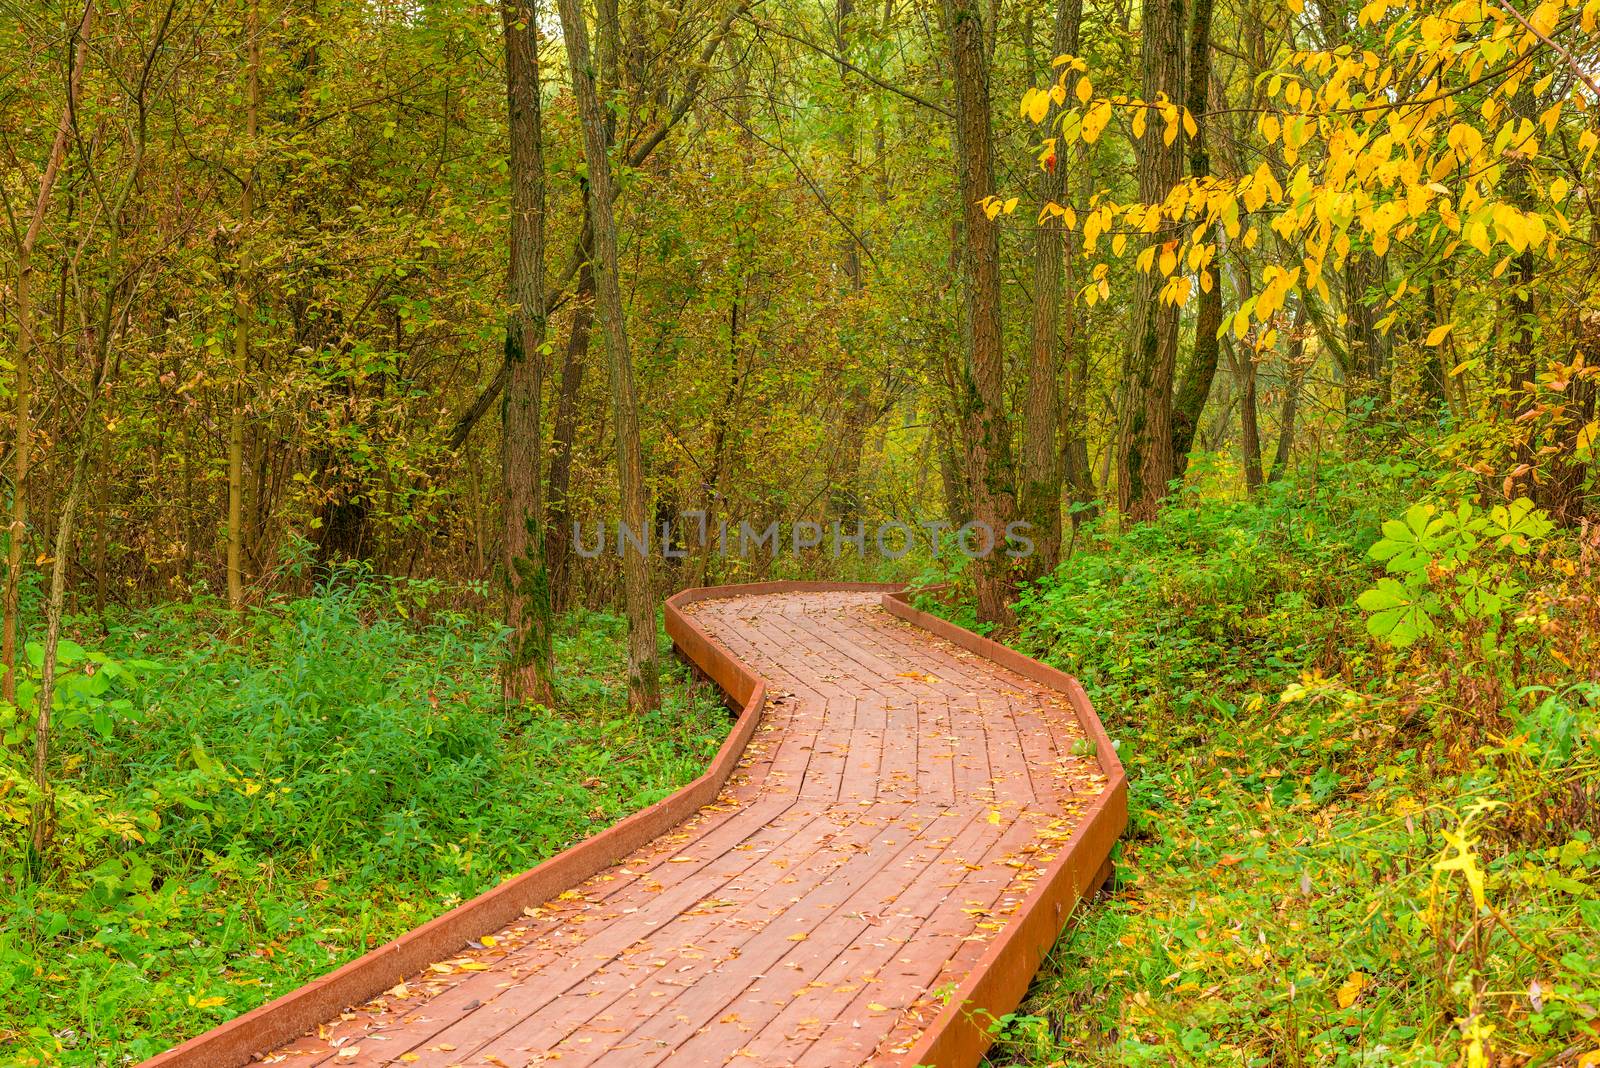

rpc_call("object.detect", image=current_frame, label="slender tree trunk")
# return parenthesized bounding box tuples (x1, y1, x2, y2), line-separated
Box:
(501, 0, 556, 707)
(1268, 305, 1308, 484)
(4, 2, 89, 704)
(1230, 334, 1264, 490)
(1169, 0, 1221, 481)
(546, 212, 594, 614)
(1117, 0, 1185, 521)
(941, 0, 1020, 625)
(557, 0, 661, 712)
(1019, 0, 1084, 580)
(228, 0, 260, 613)
(1062, 139, 1096, 518)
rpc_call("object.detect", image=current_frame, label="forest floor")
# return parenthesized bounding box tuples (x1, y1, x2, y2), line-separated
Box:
(0, 590, 727, 1064)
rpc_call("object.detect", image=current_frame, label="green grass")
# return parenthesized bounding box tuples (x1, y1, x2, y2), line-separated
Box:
(0, 582, 727, 1064)
(976, 458, 1600, 1066)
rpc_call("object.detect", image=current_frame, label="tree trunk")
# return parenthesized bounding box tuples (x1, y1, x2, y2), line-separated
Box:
(228, 0, 260, 613)
(557, 0, 661, 712)
(941, 0, 1020, 626)
(1229, 334, 1264, 490)
(1268, 305, 1308, 484)
(546, 211, 594, 614)
(3, 2, 89, 704)
(500, 0, 556, 707)
(1117, 0, 1185, 521)
(1019, 0, 1084, 580)
(1169, 0, 1220, 482)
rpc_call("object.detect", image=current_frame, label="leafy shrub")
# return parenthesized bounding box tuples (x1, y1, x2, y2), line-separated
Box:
(985, 459, 1600, 1067)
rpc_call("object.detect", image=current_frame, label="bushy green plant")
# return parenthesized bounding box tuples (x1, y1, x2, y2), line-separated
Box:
(979, 459, 1599, 1067)
(0, 582, 725, 1064)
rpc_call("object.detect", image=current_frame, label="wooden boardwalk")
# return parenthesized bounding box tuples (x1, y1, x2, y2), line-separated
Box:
(145, 585, 1124, 1068)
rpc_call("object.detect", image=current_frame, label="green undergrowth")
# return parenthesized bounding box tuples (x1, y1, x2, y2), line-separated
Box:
(0, 583, 726, 1065)
(974, 456, 1600, 1067)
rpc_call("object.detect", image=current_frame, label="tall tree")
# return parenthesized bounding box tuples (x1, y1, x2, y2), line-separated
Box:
(1019, 0, 1085, 579)
(1168, 0, 1220, 481)
(227, 0, 260, 612)
(557, 0, 661, 712)
(500, 0, 556, 707)
(941, 0, 1020, 624)
(1117, 0, 1186, 521)
(2, 3, 90, 703)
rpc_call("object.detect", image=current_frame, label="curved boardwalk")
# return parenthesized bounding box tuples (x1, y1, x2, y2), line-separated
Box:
(153, 587, 1123, 1068)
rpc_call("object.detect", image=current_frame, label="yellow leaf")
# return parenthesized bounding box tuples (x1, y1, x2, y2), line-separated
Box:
(195, 996, 226, 1009)
(1075, 76, 1092, 104)
(788, 932, 809, 941)
(1025, 87, 1050, 124)
(1576, 421, 1598, 454)
(1336, 971, 1367, 1009)
(1424, 323, 1454, 346)
(867, 1002, 889, 1012)
(1003, 196, 1019, 215)
(987, 809, 1002, 825)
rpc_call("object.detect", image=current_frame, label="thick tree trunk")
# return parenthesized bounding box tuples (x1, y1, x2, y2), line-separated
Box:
(1019, 0, 1084, 580)
(1169, 0, 1220, 481)
(1117, 0, 1185, 521)
(941, 0, 1020, 626)
(500, 0, 556, 707)
(558, 0, 661, 712)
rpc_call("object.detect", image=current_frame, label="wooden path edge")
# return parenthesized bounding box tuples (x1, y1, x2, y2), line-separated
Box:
(137, 581, 1125, 1068)
(877, 588, 1127, 1068)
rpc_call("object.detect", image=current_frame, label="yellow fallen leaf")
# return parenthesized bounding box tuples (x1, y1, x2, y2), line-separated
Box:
(336, 1049, 360, 1061)
(195, 996, 226, 1009)
(481, 935, 498, 948)
(867, 1002, 889, 1012)
(787, 932, 808, 941)
(1336, 971, 1367, 1009)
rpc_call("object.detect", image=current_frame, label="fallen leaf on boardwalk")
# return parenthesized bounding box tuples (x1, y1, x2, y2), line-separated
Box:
(787, 932, 808, 941)
(400, 1056, 419, 1064)
(336, 1049, 360, 1060)
(987, 810, 1002, 826)
(867, 1002, 889, 1012)
(429, 963, 454, 974)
